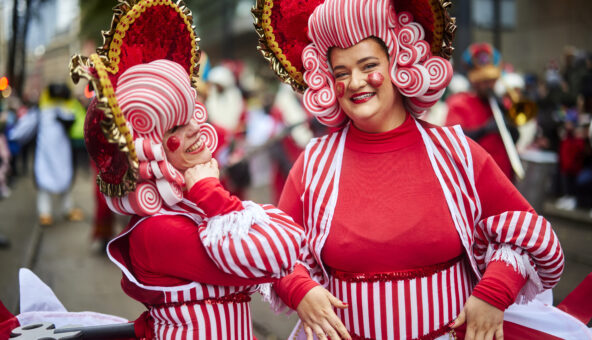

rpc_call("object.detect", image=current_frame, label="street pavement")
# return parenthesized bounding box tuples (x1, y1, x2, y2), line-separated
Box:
(0, 170, 591, 337)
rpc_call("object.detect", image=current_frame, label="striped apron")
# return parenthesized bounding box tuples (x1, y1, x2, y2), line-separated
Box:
(329, 257, 474, 340)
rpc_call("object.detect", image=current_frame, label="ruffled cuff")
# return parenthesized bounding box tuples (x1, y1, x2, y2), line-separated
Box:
(484, 244, 543, 304)
(186, 177, 243, 217)
(200, 201, 271, 247)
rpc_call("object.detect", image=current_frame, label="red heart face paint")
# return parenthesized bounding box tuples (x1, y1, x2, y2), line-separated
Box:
(367, 72, 384, 88)
(336, 81, 345, 98)
(166, 136, 181, 152)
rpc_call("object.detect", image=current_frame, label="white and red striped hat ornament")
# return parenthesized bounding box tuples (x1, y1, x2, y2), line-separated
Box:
(254, 0, 456, 126)
(70, 0, 217, 216)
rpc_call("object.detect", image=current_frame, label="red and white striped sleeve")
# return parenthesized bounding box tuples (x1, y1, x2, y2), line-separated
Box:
(473, 212, 564, 301)
(197, 201, 305, 280)
(470, 142, 564, 302)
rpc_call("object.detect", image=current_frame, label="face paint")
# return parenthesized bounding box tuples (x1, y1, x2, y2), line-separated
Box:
(166, 136, 181, 152)
(367, 72, 384, 88)
(336, 81, 345, 98)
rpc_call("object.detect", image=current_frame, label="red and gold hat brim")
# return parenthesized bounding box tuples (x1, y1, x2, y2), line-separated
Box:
(70, 0, 200, 197)
(253, 0, 456, 93)
(71, 54, 139, 196)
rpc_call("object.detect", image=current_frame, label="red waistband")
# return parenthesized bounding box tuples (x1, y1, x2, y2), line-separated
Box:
(330, 255, 463, 283)
(151, 291, 251, 309)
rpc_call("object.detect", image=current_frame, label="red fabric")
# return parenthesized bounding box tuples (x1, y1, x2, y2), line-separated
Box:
(557, 272, 592, 324)
(128, 179, 271, 287)
(0, 300, 18, 340)
(446, 92, 513, 180)
(110, 5, 194, 88)
(277, 114, 532, 310)
(85, 98, 129, 185)
(271, 0, 323, 74)
(133, 311, 155, 339)
(559, 136, 586, 175)
(471, 260, 527, 310)
(186, 177, 243, 217)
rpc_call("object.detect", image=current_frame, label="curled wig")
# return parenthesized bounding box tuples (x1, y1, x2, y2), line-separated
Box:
(302, 0, 453, 126)
(104, 60, 217, 216)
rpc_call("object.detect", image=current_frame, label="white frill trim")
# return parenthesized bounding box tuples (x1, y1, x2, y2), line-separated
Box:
(485, 244, 543, 304)
(201, 201, 271, 246)
(258, 282, 292, 314)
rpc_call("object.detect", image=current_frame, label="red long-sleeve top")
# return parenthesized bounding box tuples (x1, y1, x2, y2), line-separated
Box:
(128, 178, 275, 287)
(276, 115, 528, 311)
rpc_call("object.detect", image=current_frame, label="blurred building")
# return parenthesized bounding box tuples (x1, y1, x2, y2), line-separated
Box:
(1, 0, 591, 98)
(454, 0, 592, 74)
(0, 0, 82, 101)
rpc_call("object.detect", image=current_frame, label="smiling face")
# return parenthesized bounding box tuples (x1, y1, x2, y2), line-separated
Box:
(163, 118, 212, 172)
(329, 37, 405, 133)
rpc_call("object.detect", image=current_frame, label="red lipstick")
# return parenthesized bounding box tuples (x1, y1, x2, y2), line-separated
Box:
(350, 92, 375, 104)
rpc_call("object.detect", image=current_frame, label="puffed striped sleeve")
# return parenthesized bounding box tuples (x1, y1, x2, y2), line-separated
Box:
(197, 201, 305, 280)
(470, 141, 564, 303)
(473, 212, 564, 302)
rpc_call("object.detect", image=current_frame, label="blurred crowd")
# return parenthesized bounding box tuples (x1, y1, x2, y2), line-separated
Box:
(427, 45, 592, 214)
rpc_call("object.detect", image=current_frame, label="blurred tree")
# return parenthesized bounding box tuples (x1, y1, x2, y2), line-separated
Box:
(188, 0, 241, 58)
(78, 0, 114, 47)
(7, 0, 48, 98)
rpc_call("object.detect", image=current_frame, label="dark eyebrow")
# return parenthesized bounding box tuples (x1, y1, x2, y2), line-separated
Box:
(332, 56, 380, 71)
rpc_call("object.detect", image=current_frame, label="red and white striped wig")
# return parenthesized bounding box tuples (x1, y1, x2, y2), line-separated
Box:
(104, 59, 218, 216)
(302, 0, 453, 126)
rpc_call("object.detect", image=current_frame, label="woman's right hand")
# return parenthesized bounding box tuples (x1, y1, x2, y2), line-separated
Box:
(296, 286, 351, 340)
(184, 158, 219, 191)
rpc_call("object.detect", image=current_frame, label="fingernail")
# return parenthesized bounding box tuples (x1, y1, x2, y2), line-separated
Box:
(448, 321, 455, 328)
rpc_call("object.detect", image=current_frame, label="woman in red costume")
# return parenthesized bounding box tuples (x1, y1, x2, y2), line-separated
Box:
(254, 0, 591, 339)
(70, 1, 303, 339)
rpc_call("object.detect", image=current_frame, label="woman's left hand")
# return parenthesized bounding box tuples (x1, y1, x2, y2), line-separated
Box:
(184, 158, 220, 191)
(451, 295, 504, 340)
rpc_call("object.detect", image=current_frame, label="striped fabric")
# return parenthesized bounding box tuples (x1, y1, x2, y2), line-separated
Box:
(415, 121, 564, 297)
(329, 260, 474, 340)
(108, 197, 303, 339)
(150, 297, 253, 340)
(473, 212, 564, 290)
(300, 126, 349, 285)
(294, 119, 564, 338)
(198, 203, 304, 280)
